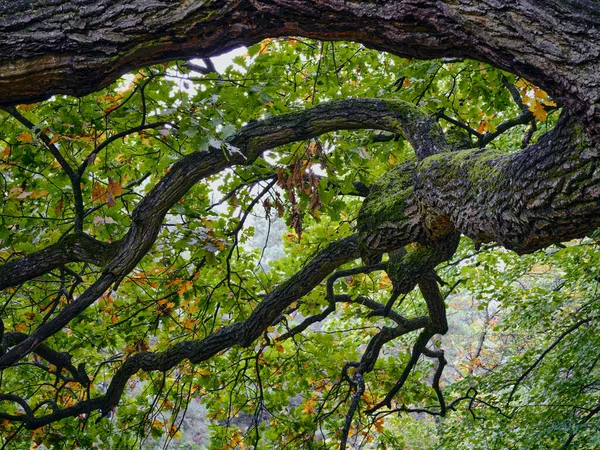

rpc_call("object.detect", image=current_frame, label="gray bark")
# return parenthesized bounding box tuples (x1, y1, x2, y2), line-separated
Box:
(0, 1, 598, 132)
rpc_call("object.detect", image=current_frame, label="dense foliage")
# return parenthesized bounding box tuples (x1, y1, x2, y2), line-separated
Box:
(1, 38, 598, 449)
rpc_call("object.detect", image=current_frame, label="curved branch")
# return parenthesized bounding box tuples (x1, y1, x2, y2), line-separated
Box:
(0, 0, 597, 129)
(0, 98, 438, 291)
(1, 332, 89, 386)
(0, 232, 117, 290)
(4, 235, 360, 429)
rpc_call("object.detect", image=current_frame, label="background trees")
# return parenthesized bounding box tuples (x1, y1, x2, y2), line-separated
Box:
(0, 2, 599, 449)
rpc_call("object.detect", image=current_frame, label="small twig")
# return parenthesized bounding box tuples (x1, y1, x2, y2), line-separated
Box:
(507, 316, 599, 406)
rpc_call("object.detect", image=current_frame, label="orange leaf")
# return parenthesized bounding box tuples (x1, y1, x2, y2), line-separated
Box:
(55, 197, 64, 215)
(258, 38, 272, 55)
(108, 178, 122, 197)
(374, 418, 385, 433)
(91, 183, 106, 202)
(477, 120, 489, 134)
(177, 280, 193, 296)
(17, 131, 33, 143)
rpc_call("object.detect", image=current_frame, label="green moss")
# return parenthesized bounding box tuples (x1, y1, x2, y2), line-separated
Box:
(418, 147, 508, 186)
(358, 159, 416, 232)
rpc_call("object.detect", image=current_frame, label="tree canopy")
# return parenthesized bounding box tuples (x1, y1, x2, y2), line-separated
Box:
(0, 1, 599, 449)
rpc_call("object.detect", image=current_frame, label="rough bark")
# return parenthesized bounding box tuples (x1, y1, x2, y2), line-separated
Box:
(0, 0, 598, 132)
(358, 111, 599, 255)
(0, 233, 117, 290)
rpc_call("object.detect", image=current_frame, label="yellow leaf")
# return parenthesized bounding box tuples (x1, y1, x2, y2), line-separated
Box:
(111, 314, 119, 324)
(30, 190, 49, 199)
(197, 367, 211, 377)
(15, 323, 27, 333)
(200, 218, 214, 229)
(529, 100, 548, 121)
(139, 132, 152, 147)
(379, 274, 392, 289)
(515, 79, 529, 89)
(1, 147, 10, 157)
(388, 153, 398, 165)
(301, 398, 316, 415)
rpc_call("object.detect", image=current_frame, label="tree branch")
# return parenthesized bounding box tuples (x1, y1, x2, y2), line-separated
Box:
(0, 232, 117, 290)
(2, 235, 360, 428)
(0, 0, 596, 132)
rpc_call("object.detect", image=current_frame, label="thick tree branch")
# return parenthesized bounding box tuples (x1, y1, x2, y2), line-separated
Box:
(0, 332, 89, 386)
(0, 232, 117, 290)
(0, 0, 598, 132)
(3, 235, 359, 429)
(414, 111, 600, 253)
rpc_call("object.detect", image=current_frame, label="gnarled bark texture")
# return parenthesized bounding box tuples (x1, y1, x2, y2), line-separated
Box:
(0, 0, 598, 132)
